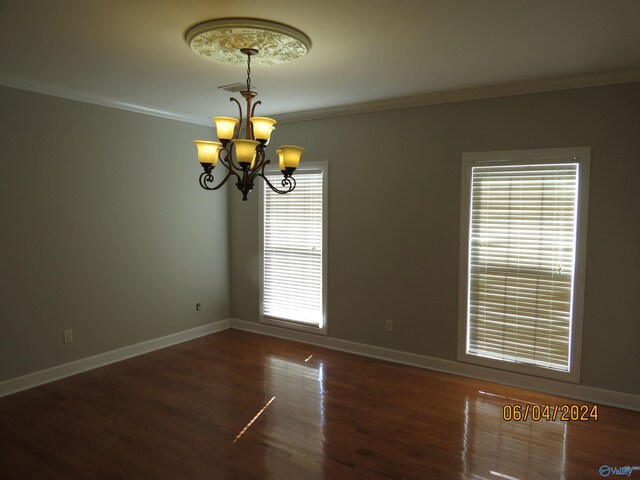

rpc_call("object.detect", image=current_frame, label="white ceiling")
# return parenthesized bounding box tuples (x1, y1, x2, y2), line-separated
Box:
(1, 0, 640, 124)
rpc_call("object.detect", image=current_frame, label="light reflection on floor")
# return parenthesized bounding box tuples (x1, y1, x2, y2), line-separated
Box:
(462, 391, 567, 480)
(258, 354, 326, 474)
(233, 395, 276, 444)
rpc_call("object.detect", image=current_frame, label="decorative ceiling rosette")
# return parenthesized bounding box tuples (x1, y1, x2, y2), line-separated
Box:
(186, 18, 311, 67)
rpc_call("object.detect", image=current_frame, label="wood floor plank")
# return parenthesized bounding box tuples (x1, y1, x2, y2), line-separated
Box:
(1, 329, 638, 479)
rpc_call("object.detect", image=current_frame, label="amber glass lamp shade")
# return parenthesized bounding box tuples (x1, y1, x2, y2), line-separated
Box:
(279, 145, 304, 169)
(250, 117, 277, 143)
(232, 139, 260, 165)
(193, 140, 222, 165)
(275, 149, 285, 171)
(213, 116, 239, 141)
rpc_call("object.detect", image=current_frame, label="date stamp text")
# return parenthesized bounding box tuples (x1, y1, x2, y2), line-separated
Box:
(502, 403, 599, 422)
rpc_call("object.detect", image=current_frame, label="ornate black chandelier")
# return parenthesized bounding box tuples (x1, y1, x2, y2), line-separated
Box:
(188, 19, 311, 201)
(193, 47, 305, 201)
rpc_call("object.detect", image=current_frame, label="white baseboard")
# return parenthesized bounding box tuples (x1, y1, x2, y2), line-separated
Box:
(4, 317, 638, 412)
(0, 319, 231, 397)
(230, 318, 640, 412)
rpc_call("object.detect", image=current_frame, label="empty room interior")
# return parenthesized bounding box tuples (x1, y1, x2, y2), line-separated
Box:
(1, 1, 639, 479)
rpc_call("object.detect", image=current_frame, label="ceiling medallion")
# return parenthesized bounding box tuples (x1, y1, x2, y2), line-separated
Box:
(185, 18, 312, 67)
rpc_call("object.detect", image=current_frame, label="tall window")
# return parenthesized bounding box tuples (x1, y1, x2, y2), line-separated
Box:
(458, 148, 590, 381)
(261, 165, 327, 334)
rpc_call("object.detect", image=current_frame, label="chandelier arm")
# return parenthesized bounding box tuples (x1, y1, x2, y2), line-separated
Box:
(229, 98, 243, 139)
(246, 147, 275, 186)
(219, 145, 245, 174)
(257, 172, 296, 195)
(247, 149, 267, 182)
(250, 100, 262, 120)
(199, 168, 236, 191)
(248, 100, 262, 140)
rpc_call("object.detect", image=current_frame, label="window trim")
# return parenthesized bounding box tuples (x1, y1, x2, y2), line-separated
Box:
(259, 161, 329, 335)
(457, 147, 590, 383)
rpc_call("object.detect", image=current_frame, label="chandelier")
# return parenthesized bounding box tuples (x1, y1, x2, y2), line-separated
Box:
(187, 19, 311, 201)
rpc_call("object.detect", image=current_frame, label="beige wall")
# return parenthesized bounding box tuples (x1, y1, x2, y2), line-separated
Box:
(2, 82, 638, 396)
(0, 86, 229, 381)
(230, 82, 640, 395)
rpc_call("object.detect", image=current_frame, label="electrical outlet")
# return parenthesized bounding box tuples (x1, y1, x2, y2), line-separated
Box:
(63, 329, 73, 344)
(385, 319, 393, 332)
(196, 303, 201, 311)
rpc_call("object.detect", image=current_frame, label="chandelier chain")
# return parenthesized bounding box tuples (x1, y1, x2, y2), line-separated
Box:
(246, 53, 252, 91)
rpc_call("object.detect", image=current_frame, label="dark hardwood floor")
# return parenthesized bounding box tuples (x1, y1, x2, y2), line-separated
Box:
(1, 329, 638, 479)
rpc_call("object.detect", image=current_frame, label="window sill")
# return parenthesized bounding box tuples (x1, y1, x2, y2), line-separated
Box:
(457, 351, 580, 383)
(260, 315, 327, 336)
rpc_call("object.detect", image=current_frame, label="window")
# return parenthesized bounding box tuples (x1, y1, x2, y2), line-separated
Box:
(458, 148, 590, 381)
(260, 164, 327, 334)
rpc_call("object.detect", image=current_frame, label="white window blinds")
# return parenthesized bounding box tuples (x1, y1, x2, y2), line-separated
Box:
(466, 162, 579, 372)
(263, 169, 324, 326)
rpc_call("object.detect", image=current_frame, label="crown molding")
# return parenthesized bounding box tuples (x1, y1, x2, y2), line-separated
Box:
(275, 68, 640, 124)
(3, 69, 640, 127)
(0, 73, 211, 126)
